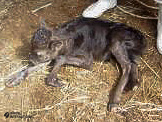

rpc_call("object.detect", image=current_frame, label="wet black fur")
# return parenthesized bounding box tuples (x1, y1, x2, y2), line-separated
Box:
(30, 17, 146, 111)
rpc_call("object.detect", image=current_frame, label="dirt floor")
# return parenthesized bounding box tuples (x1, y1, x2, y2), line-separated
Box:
(0, 0, 162, 121)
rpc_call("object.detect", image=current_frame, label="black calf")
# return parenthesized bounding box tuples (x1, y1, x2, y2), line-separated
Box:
(30, 17, 146, 111)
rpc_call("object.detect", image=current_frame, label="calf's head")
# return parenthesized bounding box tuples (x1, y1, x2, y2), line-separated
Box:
(30, 20, 63, 65)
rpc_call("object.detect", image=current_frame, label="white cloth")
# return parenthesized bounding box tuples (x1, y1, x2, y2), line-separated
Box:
(82, 0, 117, 18)
(157, 4, 162, 54)
(154, 0, 162, 4)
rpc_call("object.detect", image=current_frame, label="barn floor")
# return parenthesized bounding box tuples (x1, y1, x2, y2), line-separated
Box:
(0, 0, 162, 121)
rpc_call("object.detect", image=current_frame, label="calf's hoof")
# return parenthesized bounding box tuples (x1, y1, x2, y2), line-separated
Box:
(124, 80, 139, 92)
(107, 103, 121, 112)
(46, 77, 64, 87)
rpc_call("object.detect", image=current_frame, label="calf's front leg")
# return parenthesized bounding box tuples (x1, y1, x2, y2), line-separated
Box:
(47, 54, 93, 87)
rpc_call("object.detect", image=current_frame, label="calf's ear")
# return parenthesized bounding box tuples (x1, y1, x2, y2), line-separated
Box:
(39, 17, 53, 31)
(50, 41, 63, 51)
(40, 17, 46, 28)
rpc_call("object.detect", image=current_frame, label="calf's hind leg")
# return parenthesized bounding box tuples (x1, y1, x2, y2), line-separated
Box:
(108, 42, 132, 111)
(124, 62, 139, 91)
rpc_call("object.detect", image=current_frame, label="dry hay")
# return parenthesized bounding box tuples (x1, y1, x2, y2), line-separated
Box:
(0, 0, 162, 122)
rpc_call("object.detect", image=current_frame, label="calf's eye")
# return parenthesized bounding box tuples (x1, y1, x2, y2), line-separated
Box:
(37, 52, 41, 56)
